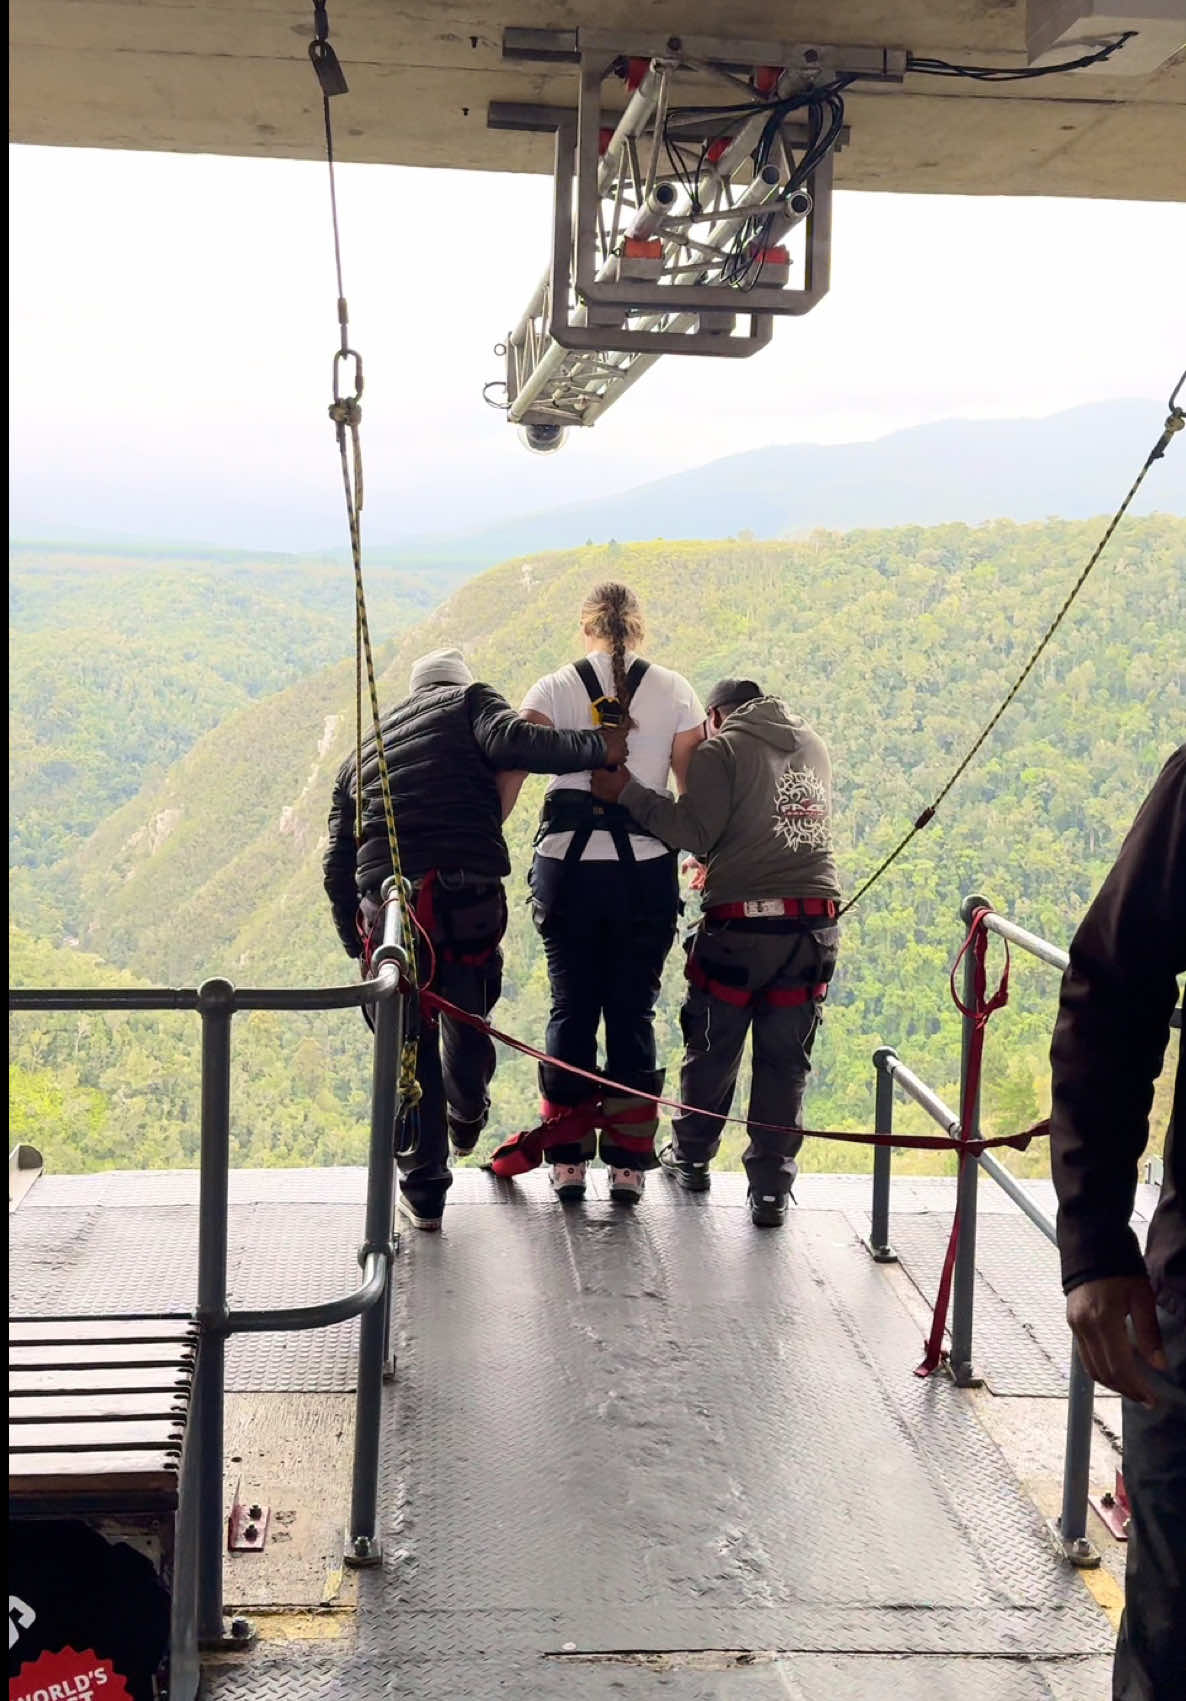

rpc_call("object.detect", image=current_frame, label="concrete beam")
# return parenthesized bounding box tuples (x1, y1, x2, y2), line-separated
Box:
(9, 1, 1186, 199)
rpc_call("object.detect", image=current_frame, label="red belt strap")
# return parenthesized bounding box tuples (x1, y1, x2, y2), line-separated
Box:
(706, 897, 838, 921)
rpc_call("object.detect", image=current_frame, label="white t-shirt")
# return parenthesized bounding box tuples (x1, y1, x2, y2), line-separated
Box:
(521, 651, 704, 861)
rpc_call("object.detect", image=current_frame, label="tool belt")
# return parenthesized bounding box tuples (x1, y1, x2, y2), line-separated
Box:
(705, 897, 838, 922)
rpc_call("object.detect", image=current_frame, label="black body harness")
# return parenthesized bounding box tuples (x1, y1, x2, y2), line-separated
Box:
(535, 658, 665, 866)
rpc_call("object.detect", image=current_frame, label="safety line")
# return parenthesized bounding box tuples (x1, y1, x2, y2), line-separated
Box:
(309, 2, 415, 967)
(417, 982, 1044, 1158)
(310, 3, 423, 1107)
(840, 374, 1185, 916)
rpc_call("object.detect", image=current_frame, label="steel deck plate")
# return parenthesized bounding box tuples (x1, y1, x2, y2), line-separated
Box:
(203, 1651, 1113, 1698)
(887, 1213, 1077, 1397)
(9, 1201, 367, 1391)
(11, 1165, 1114, 1694)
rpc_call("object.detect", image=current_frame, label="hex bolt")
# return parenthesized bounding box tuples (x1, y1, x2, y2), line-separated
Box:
(248, 1504, 263, 1520)
(230, 1618, 251, 1640)
(244, 1523, 259, 1542)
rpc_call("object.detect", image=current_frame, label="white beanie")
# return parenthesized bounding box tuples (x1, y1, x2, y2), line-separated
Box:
(408, 647, 473, 693)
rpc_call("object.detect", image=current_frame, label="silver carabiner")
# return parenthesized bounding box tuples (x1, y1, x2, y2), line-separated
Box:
(333, 346, 364, 404)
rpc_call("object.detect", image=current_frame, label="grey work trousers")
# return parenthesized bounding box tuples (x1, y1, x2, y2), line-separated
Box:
(671, 920, 839, 1195)
(1114, 1298, 1186, 1700)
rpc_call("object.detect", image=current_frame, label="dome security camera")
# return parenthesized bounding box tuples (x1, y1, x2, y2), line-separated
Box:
(518, 422, 568, 455)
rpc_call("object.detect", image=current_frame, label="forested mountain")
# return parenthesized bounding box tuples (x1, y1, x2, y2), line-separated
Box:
(9, 552, 465, 887)
(9, 515, 1184, 1180)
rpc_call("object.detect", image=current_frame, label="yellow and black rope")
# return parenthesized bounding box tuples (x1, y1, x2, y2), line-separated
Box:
(312, 1, 420, 1103)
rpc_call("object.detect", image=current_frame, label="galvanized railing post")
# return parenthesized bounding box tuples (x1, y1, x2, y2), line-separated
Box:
(867, 1047, 898, 1262)
(346, 887, 406, 1567)
(194, 978, 235, 1645)
(951, 894, 991, 1386)
(1058, 1342, 1100, 1565)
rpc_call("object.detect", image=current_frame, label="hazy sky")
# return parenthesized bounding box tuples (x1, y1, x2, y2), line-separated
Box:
(9, 144, 1186, 551)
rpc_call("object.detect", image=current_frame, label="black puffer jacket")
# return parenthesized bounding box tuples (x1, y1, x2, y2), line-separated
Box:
(323, 682, 608, 955)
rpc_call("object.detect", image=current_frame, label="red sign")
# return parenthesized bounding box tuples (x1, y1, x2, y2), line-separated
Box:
(10, 1647, 132, 1701)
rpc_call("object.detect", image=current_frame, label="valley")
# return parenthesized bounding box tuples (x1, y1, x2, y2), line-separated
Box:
(9, 514, 1184, 1178)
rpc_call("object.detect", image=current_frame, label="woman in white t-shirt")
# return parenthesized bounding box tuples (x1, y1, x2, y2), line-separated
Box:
(502, 582, 704, 1205)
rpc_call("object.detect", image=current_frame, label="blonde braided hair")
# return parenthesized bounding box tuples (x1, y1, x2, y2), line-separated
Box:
(580, 582, 645, 727)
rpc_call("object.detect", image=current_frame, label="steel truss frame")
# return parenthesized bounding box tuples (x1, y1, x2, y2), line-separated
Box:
(491, 28, 906, 433)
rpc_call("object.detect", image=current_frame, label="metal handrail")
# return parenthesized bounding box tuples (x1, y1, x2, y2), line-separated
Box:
(6, 877, 410, 1645)
(980, 910, 1069, 973)
(870, 1038, 1098, 1566)
(8, 977, 402, 1014)
(228, 1251, 388, 1335)
(868, 893, 1181, 1569)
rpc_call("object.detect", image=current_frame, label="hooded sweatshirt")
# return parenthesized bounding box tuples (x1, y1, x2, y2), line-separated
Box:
(620, 696, 841, 908)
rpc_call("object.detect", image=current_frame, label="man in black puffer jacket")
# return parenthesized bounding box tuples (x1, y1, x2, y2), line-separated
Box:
(324, 647, 624, 1229)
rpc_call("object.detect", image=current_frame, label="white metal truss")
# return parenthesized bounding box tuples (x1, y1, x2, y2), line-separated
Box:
(489, 29, 906, 449)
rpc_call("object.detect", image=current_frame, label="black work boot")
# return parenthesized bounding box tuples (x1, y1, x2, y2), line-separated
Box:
(658, 1141, 711, 1193)
(748, 1189, 789, 1229)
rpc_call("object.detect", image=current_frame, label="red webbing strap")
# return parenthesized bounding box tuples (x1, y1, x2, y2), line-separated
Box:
(766, 982, 829, 1009)
(422, 984, 1043, 1156)
(915, 908, 1011, 1378)
(686, 953, 753, 1007)
(600, 1096, 659, 1157)
(687, 954, 827, 1010)
(490, 1100, 600, 1176)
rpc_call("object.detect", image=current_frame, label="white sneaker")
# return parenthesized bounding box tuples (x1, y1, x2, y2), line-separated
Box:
(549, 1161, 587, 1202)
(609, 1167, 645, 1205)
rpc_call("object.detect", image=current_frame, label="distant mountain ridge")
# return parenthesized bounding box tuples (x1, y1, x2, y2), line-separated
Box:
(12, 401, 1182, 567)
(423, 399, 1183, 564)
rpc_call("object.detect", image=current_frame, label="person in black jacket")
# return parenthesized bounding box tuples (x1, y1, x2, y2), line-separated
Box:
(1050, 743, 1185, 1700)
(324, 647, 625, 1229)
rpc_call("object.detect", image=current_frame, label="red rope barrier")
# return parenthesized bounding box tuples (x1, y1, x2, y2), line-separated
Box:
(417, 973, 1043, 1160)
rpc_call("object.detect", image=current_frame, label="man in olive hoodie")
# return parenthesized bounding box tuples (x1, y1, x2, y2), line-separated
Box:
(591, 678, 841, 1226)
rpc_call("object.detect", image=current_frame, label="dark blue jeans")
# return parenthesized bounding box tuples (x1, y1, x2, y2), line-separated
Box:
(530, 852, 678, 1163)
(1114, 1299, 1186, 1699)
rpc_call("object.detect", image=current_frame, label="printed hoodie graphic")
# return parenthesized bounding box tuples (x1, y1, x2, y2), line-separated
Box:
(772, 762, 832, 853)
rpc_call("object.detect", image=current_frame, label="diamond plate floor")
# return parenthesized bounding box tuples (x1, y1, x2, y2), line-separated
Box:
(11, 1166, 1115, 1696)
(9, 1188, 366, 1391)
(885, 1190, 1152, 1398)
